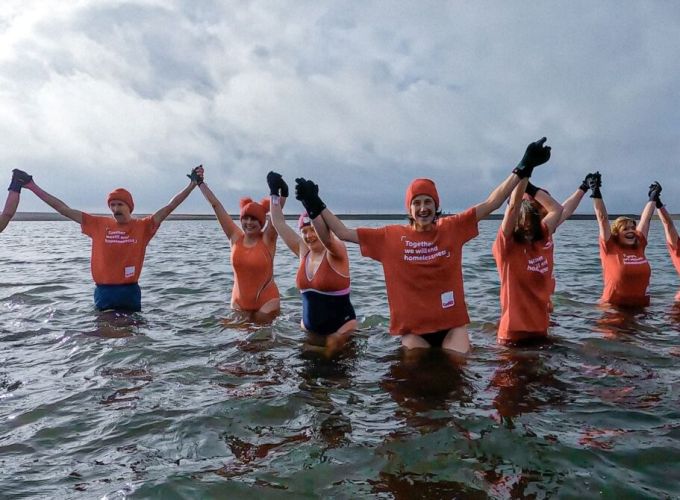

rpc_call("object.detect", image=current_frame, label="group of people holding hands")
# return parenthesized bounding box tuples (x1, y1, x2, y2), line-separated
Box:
(3, 138, 679, 355)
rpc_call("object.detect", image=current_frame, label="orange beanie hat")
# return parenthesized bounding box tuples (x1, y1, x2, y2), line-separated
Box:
(239, 197, 270, 226)
(405, 178, 439, 210)
(107, 188, 134, 212)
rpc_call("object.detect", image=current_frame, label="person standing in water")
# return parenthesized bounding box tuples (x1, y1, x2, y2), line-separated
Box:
(295, 138, 553, 354)
(1, 170, 28, 233)
(196, 167, 280, 323)
(590, 172, 657, 307)
(15, 167, 201, 311)
(266, 171, 356, 353)
(493, 176, 563, 344)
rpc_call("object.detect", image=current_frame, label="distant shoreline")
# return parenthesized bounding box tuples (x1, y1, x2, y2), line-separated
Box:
(11, 212, 680, 221)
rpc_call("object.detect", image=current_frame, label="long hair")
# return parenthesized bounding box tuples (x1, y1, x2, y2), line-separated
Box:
(513, 199, 545, 243)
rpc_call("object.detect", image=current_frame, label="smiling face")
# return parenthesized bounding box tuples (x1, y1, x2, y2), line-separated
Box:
(240, 215, 262, 235)
(409, 194, 437, 230)
(614, 219, 637, 247)
(300, 224, 323, 250)
(108, 200, 132, 223)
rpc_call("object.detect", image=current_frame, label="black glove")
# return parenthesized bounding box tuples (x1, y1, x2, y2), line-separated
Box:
(267, 171, 289, 197)
(579, 173, 595, 192)
(648, 181, 663, 208)
(588, 171, 602, 199)
(295, 177, 326, 219)
(8, 169, 33, 193)
(513, 137, 551, 179)
(187, 165, 203, 185)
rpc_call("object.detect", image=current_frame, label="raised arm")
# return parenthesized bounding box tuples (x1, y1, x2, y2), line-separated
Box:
(557, 174, 594, 227)
(475, 137, 552, 221)
(18, 169, 83, 224)
(637, 181, 660, 239)
(1, 170, 27, 232)
(529, 183, 564, 236)
(320, 208, 359, 244)
(151, 167, 200, 226)
(198, 178, 241, 243)
(658, 206, 678, 247)
(589, 172, 610, 241)
(270, 195, 302, 256)
(0, 191, 19, 232)
(500, 178, 528, 237)
(294, 177, 359, 244)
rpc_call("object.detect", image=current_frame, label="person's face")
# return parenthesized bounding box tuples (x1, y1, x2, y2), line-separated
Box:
(109, 200, 132, 223)
(616, 220, 637, 246)
(300, 225, 322, 249)
(410, 195, 436, 228)
(241, 215, 262, 234)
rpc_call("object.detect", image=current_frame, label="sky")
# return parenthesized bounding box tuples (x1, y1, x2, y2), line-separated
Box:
(1, 0, 679, 214)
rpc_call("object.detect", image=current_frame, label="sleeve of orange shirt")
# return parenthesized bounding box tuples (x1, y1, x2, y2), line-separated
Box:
(142, 216, 160, 243)
(446, 207, 479, 243)
(357, 226, 388, 262)
(81, 213, 99, 238)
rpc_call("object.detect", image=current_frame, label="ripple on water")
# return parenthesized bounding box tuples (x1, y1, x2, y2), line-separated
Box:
(1, 220, 679, 497)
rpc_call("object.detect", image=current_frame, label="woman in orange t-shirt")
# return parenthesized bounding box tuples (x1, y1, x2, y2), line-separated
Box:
(295, 138, 554, 355)
(493, 177, 563, 343)
(590, 173, 656, 307)
(197, 167, 280, 323)
(652, 182, 680, 302)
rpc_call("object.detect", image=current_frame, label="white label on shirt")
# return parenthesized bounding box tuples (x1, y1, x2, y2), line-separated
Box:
(125, 266, 135, 278)
(441, 291, 455, 308)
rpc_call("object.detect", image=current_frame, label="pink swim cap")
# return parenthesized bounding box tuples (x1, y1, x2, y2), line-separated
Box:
(298, 212, 312, 230)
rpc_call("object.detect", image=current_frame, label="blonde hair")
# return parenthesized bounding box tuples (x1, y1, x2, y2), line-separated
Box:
(610, 216, 636, 236)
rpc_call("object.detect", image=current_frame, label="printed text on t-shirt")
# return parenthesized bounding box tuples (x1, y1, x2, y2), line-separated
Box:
(402, 239, 450, 262)
(527, 256, 549, 274)
(105, 229, 138, 245)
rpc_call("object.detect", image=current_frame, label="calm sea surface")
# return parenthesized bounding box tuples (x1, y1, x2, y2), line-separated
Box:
(1, 219, 679, 499)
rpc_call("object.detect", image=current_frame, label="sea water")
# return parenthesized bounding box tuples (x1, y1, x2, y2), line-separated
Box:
(1, 220, 679, 498)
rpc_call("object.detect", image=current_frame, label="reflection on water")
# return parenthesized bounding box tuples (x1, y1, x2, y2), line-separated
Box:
(490, 345, 567, 426)
(1, 220, 680, 498)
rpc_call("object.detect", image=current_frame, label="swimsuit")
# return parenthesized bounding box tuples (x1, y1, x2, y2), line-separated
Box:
(230, 236, 279, 311)
(94, 283, 141, 312)
(295, 250, 356, 335)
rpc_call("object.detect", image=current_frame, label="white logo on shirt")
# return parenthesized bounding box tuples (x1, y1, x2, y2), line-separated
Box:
(124, 266, 135, 278)
(441, 291, 455, 308)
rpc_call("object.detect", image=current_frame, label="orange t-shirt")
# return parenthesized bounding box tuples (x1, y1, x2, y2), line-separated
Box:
(81, 214, 158, 285)
(599, 233, 651, 307)
(357, 207, 478, 335)
(493, 228, 554, 342)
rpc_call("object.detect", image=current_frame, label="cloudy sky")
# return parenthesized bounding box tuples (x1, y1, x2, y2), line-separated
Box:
(1, 1, 679, 214)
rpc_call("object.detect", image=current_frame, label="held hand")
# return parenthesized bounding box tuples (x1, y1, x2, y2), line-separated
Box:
(8, 169, 33, 193)
(513, 137, 551, 178)
(588, 171, 602, 199)
(294, 177, 326, 219)
(267, 171, 289, 197)
(648, 181, 663, 208)
(579, 173, 596, 192)
(187, 165, 204, 185)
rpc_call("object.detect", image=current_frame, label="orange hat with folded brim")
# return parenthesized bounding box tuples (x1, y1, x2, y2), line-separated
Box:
(405, 178, 439, 210)
(107, 188, 134, 212)
(239, 197, 270, 226)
